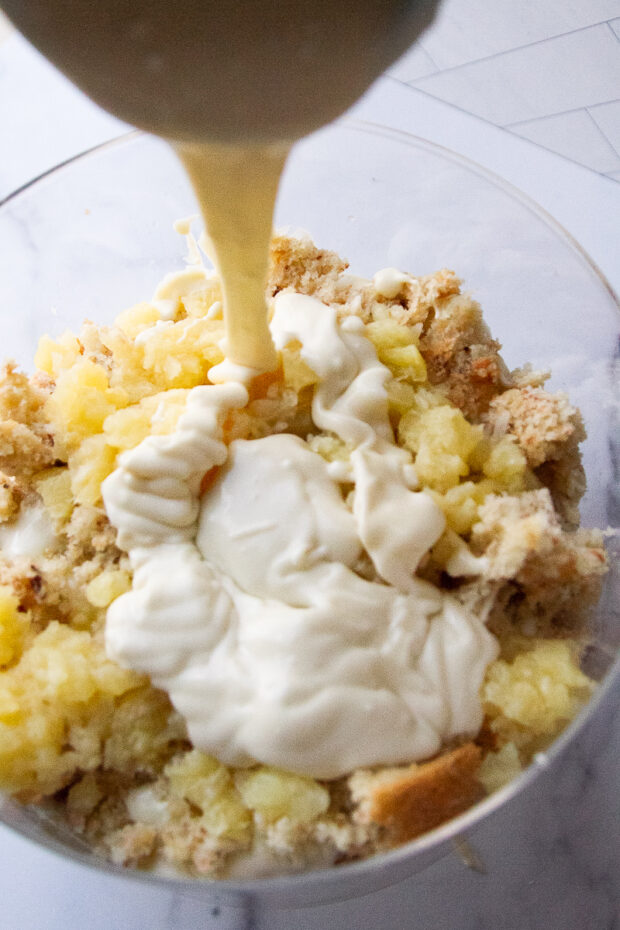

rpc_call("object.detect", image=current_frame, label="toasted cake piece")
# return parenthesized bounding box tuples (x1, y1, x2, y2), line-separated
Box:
(472, 490, 606, 636)
(486, 386, 586, 527)
(0, 364, 56, 476)
(486, 386, 584, 469)
(349, 743, 483, 845)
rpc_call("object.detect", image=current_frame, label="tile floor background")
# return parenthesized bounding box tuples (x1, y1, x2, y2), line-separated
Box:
(388, 0, 620, 181)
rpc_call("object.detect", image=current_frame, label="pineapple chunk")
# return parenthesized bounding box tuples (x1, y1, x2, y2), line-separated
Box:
(366, 318, 419, 350)
(381, 345, 427, 383)
(46, 359, 127, 451)
(165, 750, 251, 840)
(399, 405, 483, 492)
(481, 436, 528, 494)
(35, 467, 73, 523)
(140, 317, 225, 390)
(281, 341, 319, 393)
(386, 380, 417, 417)
(69, 435, 117, 506)
(35, 332, 82, 379)
(430, 479, 496, 535)
(235, 766, 329, 825)
(114, 302, 161, 340)
(366, 319, 427, 383)
(483, 639, 593, 738)
(398, 384, 448, 421)
(430, 528, 483, 577)
(0, 585, 29, 667)
(86, 570, 132, 608)
(103, 686, 184, 777)
(0, 622, 138, 795)
(307, 434, 350, 463)
(103, 389, 190, 451)
(153, 268, 220, 320)
(66, 772, 104, 819)
(182, 280, 222, 318)
(99, 327, 159, 403)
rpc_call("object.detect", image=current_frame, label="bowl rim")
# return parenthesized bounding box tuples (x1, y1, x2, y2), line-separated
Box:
(0, 117, 618, 902)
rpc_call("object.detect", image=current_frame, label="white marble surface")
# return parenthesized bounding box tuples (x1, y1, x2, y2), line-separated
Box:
(0, 25, 619, 930)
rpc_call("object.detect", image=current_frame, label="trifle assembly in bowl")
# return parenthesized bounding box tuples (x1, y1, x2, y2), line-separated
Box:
(0, 124, 618, 900)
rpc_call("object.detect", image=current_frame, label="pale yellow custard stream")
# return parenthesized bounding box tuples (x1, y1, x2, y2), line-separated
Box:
(177, 141, 288, 375)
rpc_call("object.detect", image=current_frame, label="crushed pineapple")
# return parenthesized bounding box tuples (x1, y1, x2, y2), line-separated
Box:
(103, 389, 190, 451)
(182, 285, 222, 319)
(365, 318, 420, 350)
(153, 268, 221, 319)
(46, 359, 128, 453)
(307, 434, 350, 463)
(400, 404, 529, 532)
(114, 302, 163, 340)
(0, 585, 29, 667)
(480, 435, 529, 494)
(34, 467, 73, 523)
(135, 316, 225, 390)
(431, 480, 496, 535)
(280, 341, 319, 393)
(34, 332, 82, 380)
(366, 319, 426, 382)
(381, 344, 427, 383)
(235, 766, 330, 825)
(86, 570, 132, 608)
(66, 771, 104, 820)
(483, 638, 594, 750)
(69, 434, 118, 506)
(386, 379, 417, 417)
(399, 405, 483, 492)
(102, 686, 185, 777)
(0, 622, 139, 795)
(165, 750, 251, 840)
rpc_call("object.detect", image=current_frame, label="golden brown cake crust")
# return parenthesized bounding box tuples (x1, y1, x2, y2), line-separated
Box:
(350, 743, 483, 845)
(486, 386, 584, 469)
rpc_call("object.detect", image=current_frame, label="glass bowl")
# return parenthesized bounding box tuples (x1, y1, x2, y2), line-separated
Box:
(0, 121, 618, 917)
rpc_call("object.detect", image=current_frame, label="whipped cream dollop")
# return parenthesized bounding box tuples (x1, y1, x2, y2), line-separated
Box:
(102, 292, 498, 779)
(0, 502, 57, 558)
(373, 267, 412, 299)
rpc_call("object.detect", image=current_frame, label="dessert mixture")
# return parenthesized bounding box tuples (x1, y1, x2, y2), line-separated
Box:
(4, 0, 605, 887)
(0, 233, 606, 878)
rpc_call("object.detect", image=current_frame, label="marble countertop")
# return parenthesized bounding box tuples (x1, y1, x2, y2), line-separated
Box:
(0, 27, 619, 930)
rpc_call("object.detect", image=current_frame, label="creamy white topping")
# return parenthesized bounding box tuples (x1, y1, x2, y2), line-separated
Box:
(103, 382, 248, 552)
(271, 293, 445, 589)
(208, 358, 263, 386)
(102, 292, 498, 779)
(134, 320, 175, 346)
(205, 300, 223, 320)
(373, 267, 412, 299)
(125, 786, 171, 827)
(0, 503, 56, 558)
(152, 267, 212, 321)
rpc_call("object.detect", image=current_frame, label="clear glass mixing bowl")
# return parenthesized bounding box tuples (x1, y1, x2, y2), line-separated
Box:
(0, 121, 618, 917)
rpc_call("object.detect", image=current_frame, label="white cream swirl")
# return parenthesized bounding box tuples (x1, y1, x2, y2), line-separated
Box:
(102, 292, 498, 779)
